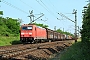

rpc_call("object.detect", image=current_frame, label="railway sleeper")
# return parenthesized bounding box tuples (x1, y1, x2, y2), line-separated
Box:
(0, 48, 37, 59)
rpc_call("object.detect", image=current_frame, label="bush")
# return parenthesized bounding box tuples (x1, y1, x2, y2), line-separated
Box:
(1, 32, 10, 37)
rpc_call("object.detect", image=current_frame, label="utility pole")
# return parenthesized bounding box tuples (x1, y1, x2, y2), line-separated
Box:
(63, 28, 64, 32)
(28, 10, 34, 24)
(77, 26, 79, 38)
(72, 9, 77, 42)
(58, 9, 78, 42)
(28, 10, 44, 24)
(54, 26, 56, 31)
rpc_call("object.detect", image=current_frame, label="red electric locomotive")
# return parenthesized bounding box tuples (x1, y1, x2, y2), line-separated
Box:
(20, 24, 47, 43)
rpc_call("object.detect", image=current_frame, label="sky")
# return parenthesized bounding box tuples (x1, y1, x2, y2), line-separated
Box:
(0, 0, 88, 34)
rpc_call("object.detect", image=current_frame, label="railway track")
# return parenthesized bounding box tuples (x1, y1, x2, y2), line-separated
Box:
(0, 40, 74, 60)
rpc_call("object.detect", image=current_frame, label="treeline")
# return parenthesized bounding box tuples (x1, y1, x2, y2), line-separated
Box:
(57, 29, 74, 37)
(0, 17, 20, 36)
(81, 3, 90, 42)
(32, 22, 49, 28)
(33, 22, 74, 37)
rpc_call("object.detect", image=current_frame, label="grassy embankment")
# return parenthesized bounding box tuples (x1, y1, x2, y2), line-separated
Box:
(0, 35, 21, 46)
(49, 39, 90, 60)
(60, 38, 90, 60)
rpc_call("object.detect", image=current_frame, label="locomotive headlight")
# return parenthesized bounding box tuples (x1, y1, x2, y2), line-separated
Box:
(21, 33, 25, 34)
(29, 33, 32, 34)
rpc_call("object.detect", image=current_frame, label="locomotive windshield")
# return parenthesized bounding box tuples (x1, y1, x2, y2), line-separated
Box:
(22, 26, 32, 30)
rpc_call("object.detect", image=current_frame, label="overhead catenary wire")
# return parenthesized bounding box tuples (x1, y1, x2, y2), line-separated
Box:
(48, 0, 64, 20)
(48, 0, 76, 33)
(58, 13, 75, 23)
(20, 0, 47, 23)
(40, 0, 57, 18)
(38, 0, 68, 28)
(19, 0, 40, 13)
(35, 0, 51, 14)
(48, 0, 72, 21)
(49, 0, 59, 13)
(48, 0, 61, 16)
(36, 0, 58, 18)
(1, 0, 28, 14)
(1, 0, 74, 24)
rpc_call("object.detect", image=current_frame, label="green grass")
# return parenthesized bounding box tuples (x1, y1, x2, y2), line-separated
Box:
(49, 39, 90, 60)
(60, 39, 90, 60)
(0, 35, 21, 46)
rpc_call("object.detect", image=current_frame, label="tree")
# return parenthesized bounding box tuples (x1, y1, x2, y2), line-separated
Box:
(81, 3, 90, 42)
(5, 17, 20, 34)
(0, 11, 3, 15)
(32, 22, 49, 28)
(56, 28, 63, 33)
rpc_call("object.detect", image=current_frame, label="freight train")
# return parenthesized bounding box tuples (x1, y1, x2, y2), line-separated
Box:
(20, 24, 73, 43)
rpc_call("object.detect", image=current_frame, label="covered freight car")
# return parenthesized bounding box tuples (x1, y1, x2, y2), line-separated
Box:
(53, 31, 58, 40)
(46, 28, 61, 42)
(57, 33, 61, 40)
(46, 28, 54, 42)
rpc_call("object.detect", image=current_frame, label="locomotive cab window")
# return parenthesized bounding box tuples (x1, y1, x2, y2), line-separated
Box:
(22, 26, 27, 30)
(27, 26, 32, 30)
(22, 26, 32, 30)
